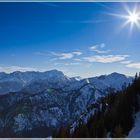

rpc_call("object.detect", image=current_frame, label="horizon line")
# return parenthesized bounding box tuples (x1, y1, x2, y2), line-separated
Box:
(0, 69, 135, 78)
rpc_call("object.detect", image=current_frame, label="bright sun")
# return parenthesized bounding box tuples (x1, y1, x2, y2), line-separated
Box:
(124, 10, 140, 31)
(127, 12, 139, 23)
(122, 6, 140, 31)
(110, 5, 140, 32)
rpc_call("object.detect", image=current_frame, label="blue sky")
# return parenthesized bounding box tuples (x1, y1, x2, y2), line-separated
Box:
(0, 2, 140, 77)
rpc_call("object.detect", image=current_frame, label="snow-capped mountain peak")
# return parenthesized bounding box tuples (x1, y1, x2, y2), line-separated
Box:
(0, 70, 133, 95)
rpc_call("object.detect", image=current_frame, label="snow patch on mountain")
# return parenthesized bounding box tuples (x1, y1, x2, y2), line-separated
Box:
(128, 111, 140, 138)
(0, 70, 69, 94)
(96, 72, 133, 90)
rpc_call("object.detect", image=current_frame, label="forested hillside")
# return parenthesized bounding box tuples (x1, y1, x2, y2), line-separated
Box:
(54, 73, 140, 138)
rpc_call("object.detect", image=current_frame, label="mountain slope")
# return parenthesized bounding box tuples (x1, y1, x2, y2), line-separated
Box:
(0, 70, 69, 95)
(55, 74, 140, 138)
(0, 70, 132, 94)
(0, 70, 133, 137)
(128, 110, 140, 138)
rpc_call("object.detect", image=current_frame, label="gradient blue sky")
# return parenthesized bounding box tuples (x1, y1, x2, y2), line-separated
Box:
(0, 2, 140, 77)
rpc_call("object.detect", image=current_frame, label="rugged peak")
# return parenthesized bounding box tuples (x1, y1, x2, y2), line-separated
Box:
(109, 72, 124, 76)
(44, 69, 65, 77)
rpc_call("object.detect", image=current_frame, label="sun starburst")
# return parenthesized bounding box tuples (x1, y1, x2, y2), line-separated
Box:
(123, 8, 140, 32)
(109, 4, 140, 33)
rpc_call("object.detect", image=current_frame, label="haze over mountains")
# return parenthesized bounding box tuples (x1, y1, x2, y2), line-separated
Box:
(0, 70, 133, 137)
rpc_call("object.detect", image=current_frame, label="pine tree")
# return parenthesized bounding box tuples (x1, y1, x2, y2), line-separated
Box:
(53, 126, 70, 138)
(112, 125, 124, 138)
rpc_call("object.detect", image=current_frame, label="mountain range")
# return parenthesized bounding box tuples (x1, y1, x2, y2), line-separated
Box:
(0, 70, 133, 137)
